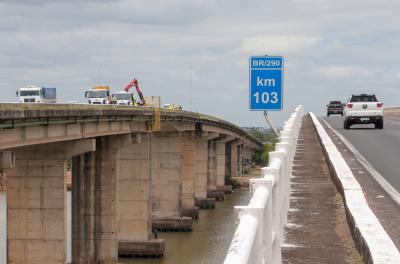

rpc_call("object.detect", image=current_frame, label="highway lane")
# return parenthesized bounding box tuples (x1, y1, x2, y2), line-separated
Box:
(323, 115, 400, 192)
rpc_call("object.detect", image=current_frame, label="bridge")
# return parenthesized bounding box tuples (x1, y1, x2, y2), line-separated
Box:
(225, 106, 400, 264)
(2, 103, 400, 264)
(0, 103, 262, 263)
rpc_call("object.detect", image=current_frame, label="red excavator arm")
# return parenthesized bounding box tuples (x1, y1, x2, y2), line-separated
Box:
(124, 78, 146, 106)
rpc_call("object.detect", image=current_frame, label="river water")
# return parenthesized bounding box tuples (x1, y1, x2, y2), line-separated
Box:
(1, 190, 249, 264)
(120, 190, 250, 264)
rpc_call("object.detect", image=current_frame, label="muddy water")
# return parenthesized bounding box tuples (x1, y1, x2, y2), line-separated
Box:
(0, 190, 249, 264)
(120, 190, 250, 264)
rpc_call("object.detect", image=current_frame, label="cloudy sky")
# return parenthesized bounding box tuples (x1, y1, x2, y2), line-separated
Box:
(1, 0, 399, 126)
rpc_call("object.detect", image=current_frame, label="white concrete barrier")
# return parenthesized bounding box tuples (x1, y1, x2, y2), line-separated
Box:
(224, 106, 304, 264)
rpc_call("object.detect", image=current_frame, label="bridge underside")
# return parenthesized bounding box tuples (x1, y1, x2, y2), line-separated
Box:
(0, 105, 261, 263)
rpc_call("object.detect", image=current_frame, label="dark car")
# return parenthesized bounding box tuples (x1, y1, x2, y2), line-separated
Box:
(326, 101, 344, 116)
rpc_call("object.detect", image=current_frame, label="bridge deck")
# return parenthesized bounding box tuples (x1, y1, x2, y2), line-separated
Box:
(282, 115, 361, 263)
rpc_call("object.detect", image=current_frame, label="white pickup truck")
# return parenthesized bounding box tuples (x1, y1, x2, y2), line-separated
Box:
(343, 94, 383, 129)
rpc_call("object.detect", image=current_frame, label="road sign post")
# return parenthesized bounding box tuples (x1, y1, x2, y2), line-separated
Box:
(249, 56, 284, 136)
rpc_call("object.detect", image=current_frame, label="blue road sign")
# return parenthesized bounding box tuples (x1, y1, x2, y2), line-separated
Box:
(249, 56, 283, 111)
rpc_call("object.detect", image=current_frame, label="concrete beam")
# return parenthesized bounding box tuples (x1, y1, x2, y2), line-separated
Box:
(160, 121, 195, 132)
(64, 139, 96, 158)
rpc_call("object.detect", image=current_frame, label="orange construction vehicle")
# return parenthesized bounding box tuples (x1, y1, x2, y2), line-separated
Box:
(124, 78, 146, 106)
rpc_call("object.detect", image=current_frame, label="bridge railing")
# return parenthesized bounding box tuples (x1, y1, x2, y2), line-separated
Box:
(224, 106, 304, 264)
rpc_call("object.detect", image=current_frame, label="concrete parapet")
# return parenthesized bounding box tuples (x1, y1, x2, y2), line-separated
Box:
(152, 217, 193, 232)
(119, 239, 165, 258)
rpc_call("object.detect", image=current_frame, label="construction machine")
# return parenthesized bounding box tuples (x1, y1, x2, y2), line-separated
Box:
(124, 78, 146, 106)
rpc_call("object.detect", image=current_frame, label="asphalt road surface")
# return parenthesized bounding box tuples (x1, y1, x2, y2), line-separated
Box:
(323, 115, 400, 192)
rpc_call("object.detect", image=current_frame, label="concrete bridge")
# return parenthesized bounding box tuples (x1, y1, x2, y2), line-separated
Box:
(0, 103, 262, 264)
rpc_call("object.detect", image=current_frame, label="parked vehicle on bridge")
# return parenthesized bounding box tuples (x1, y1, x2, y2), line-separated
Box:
(343, 94, 384, 129)
(326, 100, 344, 116)
(163, 103, 182, 110)
(16, 85, 57, 103)
(85, 85, 110, 104)
(110, 91, 133, 106)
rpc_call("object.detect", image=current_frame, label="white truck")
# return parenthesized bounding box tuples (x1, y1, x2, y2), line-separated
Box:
(85, 85, 110, 104)
(16, 85, 57, 103)
(111, 91, 133, 106)
(343, 94, 384, 129)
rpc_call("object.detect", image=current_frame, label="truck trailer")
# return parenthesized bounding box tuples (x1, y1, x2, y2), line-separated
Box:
(16, 85, 57, 103)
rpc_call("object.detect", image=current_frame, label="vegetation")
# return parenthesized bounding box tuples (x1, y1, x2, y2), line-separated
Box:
(225, 175, 241, 189)
(67, 159, 72, 171)
(248, 129, 278, 166)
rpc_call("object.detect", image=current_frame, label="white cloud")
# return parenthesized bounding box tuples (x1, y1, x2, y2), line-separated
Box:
(1, 0, 400, 125)
(316, 66, 372, 79)
(239, 36, 322, 56)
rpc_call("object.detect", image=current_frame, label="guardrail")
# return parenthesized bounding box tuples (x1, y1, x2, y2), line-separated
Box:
(224, 106, 304, 264)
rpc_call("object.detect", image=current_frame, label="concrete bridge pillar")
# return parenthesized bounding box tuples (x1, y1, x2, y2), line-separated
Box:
(151, 132, 182, 218)
(151, 132, 194, 231)
(72, 136, 130, 264)
(216, 140, 226, 194)
(194, 133, 218, 209)
(117, 133, 164, 256)
(117, 133, 151, 241)
(7, 145, 67, 264)
(230, 141, 240, 177)
(181, 132, 197, 218)
(212, 137, 234, 197)
(237, 143, 244, 175)
(207, 140, 217, 197)
(0, 151, 15, 263)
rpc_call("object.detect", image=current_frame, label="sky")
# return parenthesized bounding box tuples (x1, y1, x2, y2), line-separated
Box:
(1, 0, 400, 127)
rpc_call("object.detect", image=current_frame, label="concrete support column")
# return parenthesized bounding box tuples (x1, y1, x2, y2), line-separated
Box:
(194, 132, 219, 209)
(117, 133, 164, 257)
(151, 132, 182, 218)
(181, 132, 196, 211)
(7, 146, 67, 264)
(194, 139, 208, 200)
(151, 132, 193, 231)
(72, 136, 124, 264)
(237, 143, 243, 175)
(230, 141, 240, 177)
(117, 133, 151, 241)
(207, 140, 217, 195)
(216, 140, 227, 195)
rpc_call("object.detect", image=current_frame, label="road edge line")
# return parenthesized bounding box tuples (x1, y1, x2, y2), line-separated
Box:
(309, 112, 400, 264)
(321, 118, 400, 206)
